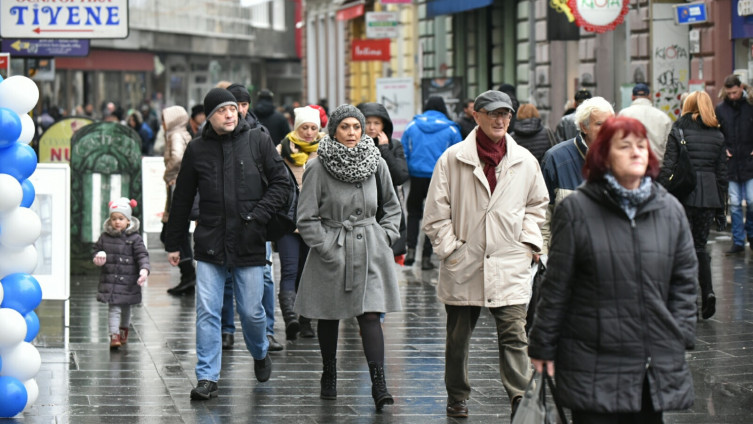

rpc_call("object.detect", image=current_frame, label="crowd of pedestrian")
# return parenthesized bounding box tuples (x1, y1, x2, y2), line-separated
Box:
(83, 74, 752, 422)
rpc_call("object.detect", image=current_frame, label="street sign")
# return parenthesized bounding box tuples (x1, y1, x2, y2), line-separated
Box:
(0, 53, 9, 79)
(1, 39, 89, 57)
(674, 3, 707, 25)
(0, 0, 129, 39)
(366, 12, 400, 39)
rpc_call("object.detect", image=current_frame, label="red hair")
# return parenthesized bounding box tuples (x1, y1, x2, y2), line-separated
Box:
(583, 116, 660, 182)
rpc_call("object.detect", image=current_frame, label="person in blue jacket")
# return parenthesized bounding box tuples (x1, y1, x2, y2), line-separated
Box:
(402, 96, 462, 270)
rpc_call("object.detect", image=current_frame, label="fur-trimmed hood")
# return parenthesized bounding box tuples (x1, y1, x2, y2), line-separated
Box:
(103, 216, 141, 237)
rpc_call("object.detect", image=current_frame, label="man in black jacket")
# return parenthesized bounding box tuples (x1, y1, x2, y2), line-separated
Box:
(165, 88, 289, 400)
(716, 75, 753, 254)
(253, 89, 291, 145)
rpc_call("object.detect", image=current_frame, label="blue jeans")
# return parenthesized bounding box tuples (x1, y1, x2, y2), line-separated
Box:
(195, 261, 268, 382)
(728, 179, 753, 246)
(220, 242, 275, 336)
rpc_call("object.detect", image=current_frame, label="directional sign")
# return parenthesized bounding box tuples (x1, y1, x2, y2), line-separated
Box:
(2, 39, 89, 57)
(0, 0, 129, 39)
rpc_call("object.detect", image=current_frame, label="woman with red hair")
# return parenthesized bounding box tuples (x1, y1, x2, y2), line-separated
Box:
(528, 116, 698, 423)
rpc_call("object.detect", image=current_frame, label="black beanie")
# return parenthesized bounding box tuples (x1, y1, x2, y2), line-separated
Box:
(190, 104, 204, 119)
(203, 88, 237, 119)
(424, 96, 449, 117)
(227, 83, 251, 103)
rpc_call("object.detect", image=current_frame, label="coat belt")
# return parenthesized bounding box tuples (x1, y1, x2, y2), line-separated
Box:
(321, 215, 376, 292)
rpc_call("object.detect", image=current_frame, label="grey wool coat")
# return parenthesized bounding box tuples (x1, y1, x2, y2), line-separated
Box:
(94, 217, 150, 306)
(294, 157, 403, 320)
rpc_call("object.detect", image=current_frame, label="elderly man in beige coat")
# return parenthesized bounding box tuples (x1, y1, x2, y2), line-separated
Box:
(423, 90, 549, 419)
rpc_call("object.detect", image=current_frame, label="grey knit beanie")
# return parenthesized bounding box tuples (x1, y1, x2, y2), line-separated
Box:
(327, 104, 366, 140)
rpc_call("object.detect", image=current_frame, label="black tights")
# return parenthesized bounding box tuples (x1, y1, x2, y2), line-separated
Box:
(318, 313, 384, 364)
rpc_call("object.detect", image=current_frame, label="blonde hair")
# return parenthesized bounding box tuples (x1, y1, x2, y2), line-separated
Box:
(215, 81, 232, 89)
(517, 104, 540, 120)
(682, 91, 719, 127)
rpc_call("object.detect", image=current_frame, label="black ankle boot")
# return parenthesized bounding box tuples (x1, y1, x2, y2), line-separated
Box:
(421, 255, 435, 270)
(167, 261, 196, 295)
(320, 357, 337, 400)
(278, 291, 300, 340)
(299, 316, 315, 338)
(368, 361, 394, 411)
(404, 248, 416, 266)
(697, 250, 716, 319)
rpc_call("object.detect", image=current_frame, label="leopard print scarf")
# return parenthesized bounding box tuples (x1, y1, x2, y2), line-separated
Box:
(317, 134, 381, 183)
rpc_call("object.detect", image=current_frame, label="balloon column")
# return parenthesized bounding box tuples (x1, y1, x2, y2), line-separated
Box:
(0, 75, 43, 418)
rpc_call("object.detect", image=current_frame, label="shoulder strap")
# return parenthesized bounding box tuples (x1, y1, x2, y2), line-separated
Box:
(546, 127, 557, 147)
(375, 170, 384, 221)
(678, 128, 685, 143)
(246, 129, 268, 187)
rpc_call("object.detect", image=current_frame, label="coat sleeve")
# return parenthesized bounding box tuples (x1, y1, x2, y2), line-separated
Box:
(555, 118, 567, 142)
(133, 234, 151, 273)
(668, 203, 699, 349)
(252, 131, 290, 224)
(715, 136, 729, 200)
(657, 128, 679, 186)
(164, 143, 198, 252)
(528, 199, 578, 360)
(519, 162, 549, 252)
(378, 140, 409, 186)
(296, 163, 328, 253)
(422, 153, 463, 260)
(93, 235, 104, 257)
(377, 160, 401, 244)
(541, 150, 557, 205)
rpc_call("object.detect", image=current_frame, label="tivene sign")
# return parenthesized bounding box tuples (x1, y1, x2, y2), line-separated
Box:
(352, 39, 390, 61)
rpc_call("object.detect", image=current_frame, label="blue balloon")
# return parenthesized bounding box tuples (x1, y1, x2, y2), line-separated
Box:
(0, 376, 27, 417)
(0, 143, 37, 182)
(23, 310, 40, 342)
(0, 273, 42, 316)
(19, 179, 35, 208)
(0, 108, 21, 149)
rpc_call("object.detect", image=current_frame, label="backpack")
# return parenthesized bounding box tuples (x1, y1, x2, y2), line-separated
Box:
(247, 129, 300, 242)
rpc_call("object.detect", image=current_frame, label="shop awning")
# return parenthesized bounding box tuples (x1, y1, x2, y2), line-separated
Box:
(426, 0, 494, 18)
(56, 49, 154, 72)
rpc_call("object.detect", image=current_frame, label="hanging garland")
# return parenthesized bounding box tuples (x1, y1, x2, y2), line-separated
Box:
(567, 0, 630, 34)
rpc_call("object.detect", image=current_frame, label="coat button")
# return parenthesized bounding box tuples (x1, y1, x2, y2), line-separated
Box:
(486, 255, 490, 259)
(487, 299, 492, 303)
(356, 209, 362, 215)
(357, 234, 363, 239)
(355, 183, 362, 188)
(208, 249, 215, 255)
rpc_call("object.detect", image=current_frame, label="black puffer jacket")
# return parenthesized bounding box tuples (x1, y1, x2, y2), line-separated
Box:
(658, 114, 727, 208)
(529, 180, 697, 413)
(164, 118, 289, 267)
(357, 102, 410, 255)
(253, 99, 291, 145)
(511, 117, 554, 164)
(94, 217, 150, 305)
(716, 97, 753, 181)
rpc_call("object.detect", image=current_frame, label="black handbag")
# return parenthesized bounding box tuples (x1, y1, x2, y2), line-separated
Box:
(512, 369, 567, 424)
(664, 128, 696, 200)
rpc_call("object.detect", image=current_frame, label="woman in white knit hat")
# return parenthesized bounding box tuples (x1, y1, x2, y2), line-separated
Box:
(275, 105, 324, 340)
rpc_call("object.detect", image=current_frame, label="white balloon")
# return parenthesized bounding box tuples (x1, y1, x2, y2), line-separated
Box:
(0, 342, 41, 381)
(0, 244, 37, 276)
(0, 281, 4, 304)
(0, 174, 22, 214)
(0, 76, 39, 115)
(0, 208, 41, 249)
(22, 378, 38, 410)
(17, 114, 35, 145)
(0, 308, 27, 348)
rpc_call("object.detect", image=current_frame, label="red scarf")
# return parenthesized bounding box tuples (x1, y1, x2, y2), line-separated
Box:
(476, 129, 507, 194)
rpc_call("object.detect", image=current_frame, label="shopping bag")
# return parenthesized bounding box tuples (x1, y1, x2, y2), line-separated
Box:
(512, 370, 567, 424)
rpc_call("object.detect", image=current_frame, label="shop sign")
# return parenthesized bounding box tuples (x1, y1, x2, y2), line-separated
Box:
(567, 0, 629, 33)
(376, 78, 414, 140)
(2, 39, 89, 57)
(352, 39, 391, 61)
(336, 3, 365, 21)
(739, 0, 753, 16)
(675, 3, 708, 24)
(381, 0, 412, 4)
(366, 12, 399, 39)
(0, 53, 9, 79)
(0, 0, 129, 39)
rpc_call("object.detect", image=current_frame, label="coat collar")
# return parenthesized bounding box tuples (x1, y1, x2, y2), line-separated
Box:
(456, 128, 524, 168)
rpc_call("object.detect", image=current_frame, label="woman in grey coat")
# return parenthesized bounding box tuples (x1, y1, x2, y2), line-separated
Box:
(294, 104, 402, 411)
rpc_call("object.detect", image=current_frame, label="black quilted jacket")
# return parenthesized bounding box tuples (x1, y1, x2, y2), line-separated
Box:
(94, 217, 150, 305)
(529, 180, 697, 413)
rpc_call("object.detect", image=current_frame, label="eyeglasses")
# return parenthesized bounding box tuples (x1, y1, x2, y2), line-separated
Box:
(482, 110, 512, 119)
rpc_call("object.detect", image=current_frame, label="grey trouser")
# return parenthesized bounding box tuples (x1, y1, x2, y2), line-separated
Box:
(445, 304, 531, 403)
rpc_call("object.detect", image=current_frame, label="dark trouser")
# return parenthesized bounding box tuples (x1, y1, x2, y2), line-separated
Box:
(571, 377, 663, 424)
(444, 304, 530, 404)
(317, 313, 384, 364)
(684, 206, 715, 297)
(276, 232, 309, 293)
(406, 176, 433, 257)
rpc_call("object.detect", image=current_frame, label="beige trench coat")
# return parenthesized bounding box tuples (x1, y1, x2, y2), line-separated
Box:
(423, 129, 549, 307)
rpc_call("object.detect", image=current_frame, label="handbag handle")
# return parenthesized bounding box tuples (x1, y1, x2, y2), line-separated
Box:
(543, 369, 568, 423)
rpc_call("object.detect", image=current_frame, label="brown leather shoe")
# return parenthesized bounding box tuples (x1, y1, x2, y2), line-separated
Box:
(119, 327, 129, 344)
(446, 399, 468, 418)
(109, 333, 121, 350)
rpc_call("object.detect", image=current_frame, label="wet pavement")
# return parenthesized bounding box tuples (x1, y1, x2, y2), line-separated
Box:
(11, 230, 753, 423)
